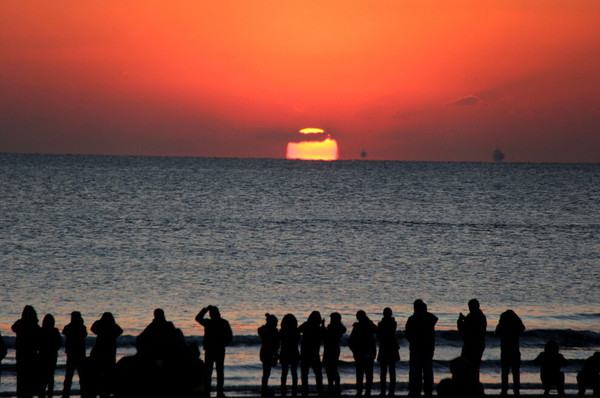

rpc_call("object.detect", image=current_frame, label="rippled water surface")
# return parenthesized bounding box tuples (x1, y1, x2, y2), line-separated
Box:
(2, 155, 600, 395)
(1, 155, 599, 334)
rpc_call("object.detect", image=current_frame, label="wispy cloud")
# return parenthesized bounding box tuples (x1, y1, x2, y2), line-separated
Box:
(445, 95, 482, 107)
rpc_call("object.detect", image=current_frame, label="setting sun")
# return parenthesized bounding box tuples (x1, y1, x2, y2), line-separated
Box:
(286, 128, 339, 161)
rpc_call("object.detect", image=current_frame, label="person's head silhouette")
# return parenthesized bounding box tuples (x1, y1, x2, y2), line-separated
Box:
(414, 299, 427, 314)
(281, 314, 297, 330)
(544, 340, 559, 355)
(101, 312, 116, 324)
(330, 312, 342, 324)
(42, 314, 55, 328)
(71, 311, 83, 324)
(383, 307, 393, 318)
(468, 299, 480, 313)
(265, 313, 278, 327)
(308, 311, 321, 325)
(22, 305, 38, 323)
(209, 306, 221, 319)
(154, 308, 166, 322)
(356, 310, 367, 322)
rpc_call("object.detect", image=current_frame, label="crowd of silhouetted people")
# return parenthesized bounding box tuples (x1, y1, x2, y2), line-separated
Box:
(1, 300, 599, 398)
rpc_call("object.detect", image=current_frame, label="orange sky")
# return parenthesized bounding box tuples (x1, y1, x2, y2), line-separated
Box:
(1, 1, 599, 161)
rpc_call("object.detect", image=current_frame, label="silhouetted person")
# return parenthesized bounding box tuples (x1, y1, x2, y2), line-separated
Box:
(114, 325, 204, 398)
(377, 308, 399, 397)
(188, 342, 209, 398)
(298, 311, 325, 397)
(323, 312, 346, 396)
(350, 310, 378, 397)
(39, 314, 62, 398)
(195, 305, 233, 398)
(457, 299, 487, 383)
(279, 314, 300, 397)
(437, 357, 484, 398)
(0, 331, 6, 390)
(577, 352, 600, 396)
(405, 299, 438, 397)
(534, 340, 567, 396)
(164, 327, 208, 398)
(495, 309, 525, 396)
(91, 312, 123, 398)
(62, 311, 87, 398)
(258, 313, 280, 397)
(12, 305, 41, 398)
(136, 308, 176, 361)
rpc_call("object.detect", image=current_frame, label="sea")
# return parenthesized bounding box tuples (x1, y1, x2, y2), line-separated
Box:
(1, 154, 599, 396)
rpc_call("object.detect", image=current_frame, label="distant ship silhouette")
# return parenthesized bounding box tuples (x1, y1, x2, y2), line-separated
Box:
(360, 149, 367, 158)
(493, 148, 505, 162)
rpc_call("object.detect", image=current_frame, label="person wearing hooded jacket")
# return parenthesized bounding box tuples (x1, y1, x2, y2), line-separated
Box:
(12, 305, 41, 398)
(91, 312, 123, 398)
(495, 309, 525, 396)
(62, 311, 87, 398)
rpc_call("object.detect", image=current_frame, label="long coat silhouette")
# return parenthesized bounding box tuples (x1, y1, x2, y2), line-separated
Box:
(349, 311, 377, 397)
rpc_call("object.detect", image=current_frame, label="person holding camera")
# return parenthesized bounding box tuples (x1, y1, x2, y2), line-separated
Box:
(196, 306, 233, 398)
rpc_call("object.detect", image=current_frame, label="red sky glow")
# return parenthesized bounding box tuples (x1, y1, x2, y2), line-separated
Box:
(1, 1, 599, 162)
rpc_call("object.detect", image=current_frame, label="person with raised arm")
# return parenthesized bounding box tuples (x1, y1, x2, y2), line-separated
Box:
(196, 305, 233, 398)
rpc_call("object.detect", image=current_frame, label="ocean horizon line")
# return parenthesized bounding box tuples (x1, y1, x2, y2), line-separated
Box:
(2, 152, 599, 165)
